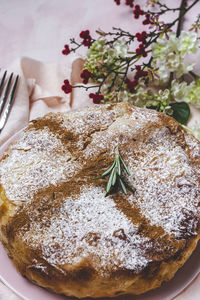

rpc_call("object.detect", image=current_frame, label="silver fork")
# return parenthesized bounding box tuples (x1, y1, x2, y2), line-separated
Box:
(0, 70, 19, 133)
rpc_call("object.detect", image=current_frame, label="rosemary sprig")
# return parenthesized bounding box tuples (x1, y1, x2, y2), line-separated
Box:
(93, 146, 135, 196)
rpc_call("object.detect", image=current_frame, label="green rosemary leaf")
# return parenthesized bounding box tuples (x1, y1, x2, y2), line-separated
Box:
(106, 167, 115, 194)
(112, 168, 117, 186)
(119, 154, 130, 176)
(91, 176, 104, 180)
(92, 161, 116, 180)
(116, 155, 121, 176)
(92, 146, 134, 196)
(101, 161, 116, 177)
(124, 181, 135, 193)
(119, 177, 128, 195)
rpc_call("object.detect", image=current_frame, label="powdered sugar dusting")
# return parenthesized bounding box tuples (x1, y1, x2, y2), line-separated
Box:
(131, 106, 159, 122)
(0, 128, 81, 202)
(83, 107, 160, 160)
(22, 186, 151, 275)
(126, 127, 200, 238)
(60, 105, 117, 135)
(184, 131, 200, 159)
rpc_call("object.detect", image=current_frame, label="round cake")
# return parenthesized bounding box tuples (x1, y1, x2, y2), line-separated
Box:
(0, 102, 200, 298)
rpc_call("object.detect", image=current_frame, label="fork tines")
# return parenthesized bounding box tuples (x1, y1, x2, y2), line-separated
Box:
(0, 70, 19, 133)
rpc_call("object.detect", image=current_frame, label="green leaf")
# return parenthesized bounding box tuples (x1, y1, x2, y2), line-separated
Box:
(119, 177, 128, 195)
(116, 155, 121, 176)
(106, 167, 115, 195)
(124, 181, 135, 193)
(92, 145, 134, 196)
(91, 176, 104, 180)
(119, 155, 130, 176)
(101, 161, 116, 177)
(112, 169, 117, 186)
(171, 102, 190, 125)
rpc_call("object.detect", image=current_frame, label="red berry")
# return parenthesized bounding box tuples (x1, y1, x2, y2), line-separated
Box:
(61, 79, 72, 94)
(114, 0, 120, 5)
(134, 65, 148, 80)
(135, 31, 147, 44)
(80, 30, 90, 39)
(133, 5, 144, 19)
(62, 44, 70, 55)
(80, 69, 92, 84)
(125, 78, 138, 93)
(89, 93, 95, 98)
(143, 13, 151, 25)
(125, 0, 134, 7)
(136, 43, 148, 57)
(83, 38, 92, 47)
(89, 93, 104, 104)
(135, 65, 141, 71)
(80, 30, 92, 48)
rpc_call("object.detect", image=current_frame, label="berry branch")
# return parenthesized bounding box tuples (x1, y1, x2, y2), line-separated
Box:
(61, 0, 200, 127)
(176, 0, 187, 37)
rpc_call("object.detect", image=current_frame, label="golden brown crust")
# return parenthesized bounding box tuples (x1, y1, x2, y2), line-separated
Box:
(0, 102, 200, 298)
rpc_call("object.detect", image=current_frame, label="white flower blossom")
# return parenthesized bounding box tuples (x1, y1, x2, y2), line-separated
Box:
(171, 80, 194, 102)
(152, 31, 198, 79)
(176, 61, 195, 78)
(171, 80, 200, 107)
(166, 52, 182, 72)
(85, 38, 129, 76)
(146, 0, 159, 7)
(118, 89, 130, 102)
(152, 32, 178, 60)
(158, 89, 170, 101)
(178, 31, 200, 56)
(187, 84, 200, 107)
(152, 42, 167, 61)
(113, 40, 128, 58)
(165, 32, 179, 52)
(131, 85, 147, 107)
(152, 61, 169, 86)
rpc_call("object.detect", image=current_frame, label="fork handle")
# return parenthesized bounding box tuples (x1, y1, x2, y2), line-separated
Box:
(0, 75, 19, 133)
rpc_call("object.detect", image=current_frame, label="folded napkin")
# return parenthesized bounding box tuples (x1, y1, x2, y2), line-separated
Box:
(0, 57, 83, 146)
(0, 56, 200, 300)
(0, 57, 67, 145)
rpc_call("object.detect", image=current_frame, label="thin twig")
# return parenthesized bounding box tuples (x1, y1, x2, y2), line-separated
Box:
(176, 0, 187, 37)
